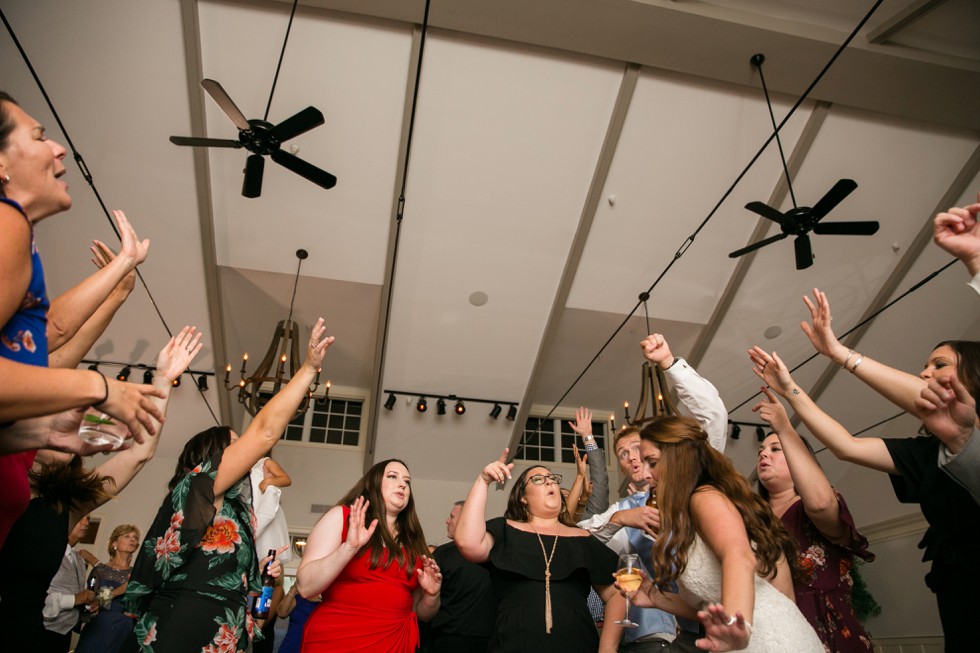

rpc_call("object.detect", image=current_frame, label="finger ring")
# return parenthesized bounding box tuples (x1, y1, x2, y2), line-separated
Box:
(725, 615, 737, 626)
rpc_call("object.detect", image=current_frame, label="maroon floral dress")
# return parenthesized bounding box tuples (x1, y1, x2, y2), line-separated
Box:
(124, 451, 261, 652)
(781, 493, 875, 653)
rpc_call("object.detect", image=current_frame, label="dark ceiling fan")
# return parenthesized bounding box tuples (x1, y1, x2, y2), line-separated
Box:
(729, 179, 879, 269)
(168, 0, 336, 198)
(170, 79, 336, 198)
(730, 55, 879, 269)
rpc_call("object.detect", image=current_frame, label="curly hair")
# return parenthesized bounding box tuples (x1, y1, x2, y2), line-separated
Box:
(107, 523, 141, 557)
(504, 465, 577, 527)
(336, 459, 428, 575)
(640, 416, 800, 589)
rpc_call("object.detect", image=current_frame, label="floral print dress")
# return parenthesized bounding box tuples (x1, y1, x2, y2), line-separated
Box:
(124, 451, 261, 652)
(781, 493, 875, 653)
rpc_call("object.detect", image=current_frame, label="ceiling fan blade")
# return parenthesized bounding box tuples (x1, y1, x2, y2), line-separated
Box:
(271, 107, 325, 143)
(169, 135, 242, 149)
(270, 150, 337, 189)
(201, 79, 251, 132)
(813, 220, 880, 236)
(745, 201, 787, 225)
(810, 179, 857, 221)
(242, 154, 265, 199)
(794, 234, 814, 270)
(728, 233, 788, 258)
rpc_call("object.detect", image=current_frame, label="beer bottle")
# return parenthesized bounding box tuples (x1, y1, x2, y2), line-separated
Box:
(252, 549, 276, 619)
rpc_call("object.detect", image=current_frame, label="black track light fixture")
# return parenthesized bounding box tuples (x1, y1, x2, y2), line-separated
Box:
(506, 404, 517, 421)
(756, 426, 767, 442)
(454, 399, 466, 415)
(143, 369, 154, 384)
(197, 375, 209, 391)
(117, 366, 131, 382)
(88, 363, 99, 372)
(172, 375, 181, 388)
(489, 403, 502, 420)
(384, 392, 397, 410)
(730, 423, 741, 440)
(436, 398, 447, 415)
(416, 396, 428, 413)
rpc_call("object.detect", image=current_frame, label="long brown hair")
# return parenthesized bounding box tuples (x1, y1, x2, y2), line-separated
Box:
(504, 466, 577, 527)
(336, 459, 428, 574)
(168, 426, 232, 490)
(29, 455, 115, 515)
(640, 416, 799, 589)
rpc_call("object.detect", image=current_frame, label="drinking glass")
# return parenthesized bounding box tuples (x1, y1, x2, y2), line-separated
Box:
(78, 408, 128, 449)
(615, 552, 641, 628)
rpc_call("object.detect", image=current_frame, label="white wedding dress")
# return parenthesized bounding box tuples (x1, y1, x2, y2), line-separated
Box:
(677, 535, 823, 652)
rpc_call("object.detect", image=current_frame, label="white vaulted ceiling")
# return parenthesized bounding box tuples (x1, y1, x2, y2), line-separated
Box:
(2, 0, 978, 497)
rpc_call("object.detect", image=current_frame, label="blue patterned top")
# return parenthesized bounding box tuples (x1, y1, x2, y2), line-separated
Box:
(0, 197, 49, 366)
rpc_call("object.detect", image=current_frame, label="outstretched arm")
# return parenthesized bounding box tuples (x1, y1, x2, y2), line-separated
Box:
(753, 386, 846, 542)
(568, 406, 609, 518)
(801, 289, 926, 416)
(750, 347, 896, 474)
(456, 449, 512, 563)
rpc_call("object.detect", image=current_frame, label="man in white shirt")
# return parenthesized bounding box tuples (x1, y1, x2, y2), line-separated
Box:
(578, 334, 728, 652)
(42, 514, 96, 653)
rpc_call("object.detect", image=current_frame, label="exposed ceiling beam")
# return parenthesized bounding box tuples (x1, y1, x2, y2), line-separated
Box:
(181, 0, 233, 426)
(508, 62, 641, 460)
(866, 0, 949, 44)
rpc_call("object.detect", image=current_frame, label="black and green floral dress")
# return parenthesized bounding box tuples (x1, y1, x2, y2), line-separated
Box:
(124, 451, 261, 652)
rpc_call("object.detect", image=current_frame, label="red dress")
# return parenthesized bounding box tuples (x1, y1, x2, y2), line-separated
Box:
(301, 506, 422, 653)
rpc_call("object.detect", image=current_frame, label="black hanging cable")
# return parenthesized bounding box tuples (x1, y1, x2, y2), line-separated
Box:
(728, 258, 958, 416)
(753, 53, 797, 208)
(1, 8, 221, 425)
(545, 0, 885, 417)
(263, 0, 300, 122)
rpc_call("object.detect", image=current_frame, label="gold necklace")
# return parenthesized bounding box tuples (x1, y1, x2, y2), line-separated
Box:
(774, 493, 798, 512)
(528, 521, 560, 634)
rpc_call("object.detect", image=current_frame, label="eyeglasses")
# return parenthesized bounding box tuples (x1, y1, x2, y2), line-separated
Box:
(524, 473, 562, 487)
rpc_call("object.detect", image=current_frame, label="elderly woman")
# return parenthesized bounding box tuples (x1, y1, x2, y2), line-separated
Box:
(0, 327, 201, 649)
(75, 524, 142, 653)
(297, 459, 441, 653)
(454, 449, 624, 653)
(752, 388, 874, 652)
(0, 91, 166, 547)
(750, 335, 980, 653)
(628, 416, 822, 653)
(124, 319, 332, 652)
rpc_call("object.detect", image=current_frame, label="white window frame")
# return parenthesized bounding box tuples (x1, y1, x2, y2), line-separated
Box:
(250, 383, 368, 452)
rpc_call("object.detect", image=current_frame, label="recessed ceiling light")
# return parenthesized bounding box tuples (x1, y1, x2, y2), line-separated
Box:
(763, 325, 782, 339)
(469, 291, 489, 307)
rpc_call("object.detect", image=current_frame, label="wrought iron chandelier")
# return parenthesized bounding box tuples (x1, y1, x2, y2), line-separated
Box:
(224, 249, 322, 417)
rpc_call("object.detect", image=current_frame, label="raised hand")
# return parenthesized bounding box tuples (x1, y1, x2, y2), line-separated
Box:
(641, 333, 675, 370)
(572, 443, 589, 479)
(933, 193, 980, 276)
(91, 240, 136, 299)
(343, 496, 378, 553)
(417, 556, 443, 596)
(748, 347, 797, 398)
(155, 326, 203, 383)
(800, 289, 849, 364)
(304, 318, 335, 372)
(917, 373, 977, 452)
(567, 406, 593, 438)
(112, 210, 150, 270)
(480, 448, 514, 485)
(752, 387, 792, 435)
(696, 603, 751, 652)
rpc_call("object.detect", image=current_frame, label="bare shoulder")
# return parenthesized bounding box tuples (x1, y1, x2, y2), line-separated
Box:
(562, 525, 593, 538)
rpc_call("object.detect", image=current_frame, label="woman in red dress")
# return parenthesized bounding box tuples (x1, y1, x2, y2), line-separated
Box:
(297, 459, 442, 652)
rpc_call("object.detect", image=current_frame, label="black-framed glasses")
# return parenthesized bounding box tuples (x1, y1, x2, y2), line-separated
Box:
(525, 473, 562, 487)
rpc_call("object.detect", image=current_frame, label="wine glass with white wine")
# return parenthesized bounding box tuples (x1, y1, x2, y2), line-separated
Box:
(615, 552, 641, 628)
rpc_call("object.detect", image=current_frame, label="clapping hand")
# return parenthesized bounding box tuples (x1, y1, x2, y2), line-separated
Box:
(343, 496, 377, 554)
(697, 603, 751, 652)
(480, 448, 514, 485)
(417, 556, 442, 596)
(748, 347, 797, 398)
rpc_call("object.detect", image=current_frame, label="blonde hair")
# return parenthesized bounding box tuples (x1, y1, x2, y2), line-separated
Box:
(107, 524, 140, 557)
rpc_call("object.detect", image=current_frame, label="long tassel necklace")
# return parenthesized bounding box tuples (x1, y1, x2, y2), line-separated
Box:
(529, 521, 560, 633)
